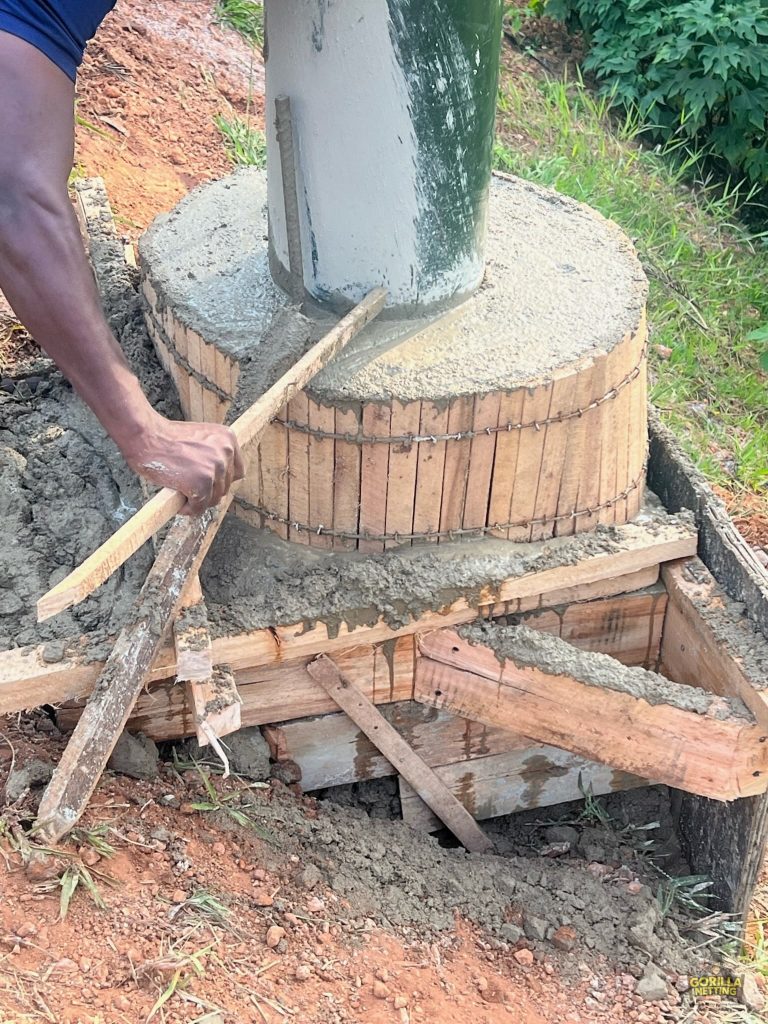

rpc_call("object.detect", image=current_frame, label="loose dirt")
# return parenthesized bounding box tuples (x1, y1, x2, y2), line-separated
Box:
(0, 714, 741, 1024)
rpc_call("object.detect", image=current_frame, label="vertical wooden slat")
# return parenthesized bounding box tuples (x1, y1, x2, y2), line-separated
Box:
(487, 389, 525, 540)
(574, 352, 607, 534)
(384, 401, 421, 549)
(438, 396, 474, 543)
(287, 393, 310, 545)
(258, 403, 289, 539)
(412, 402, 449, 542)
(554, 364, 594, 537)
(332, 405, 362, 551)
(529, 374, 572, 542)
(307, 397, 336, 549)
(506, 383, 553, 542)
(462, 392, 502, 533)
(359, 403, 391, 553)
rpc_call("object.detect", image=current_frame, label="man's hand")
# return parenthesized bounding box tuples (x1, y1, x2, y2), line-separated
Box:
(121, 416, 246, 515)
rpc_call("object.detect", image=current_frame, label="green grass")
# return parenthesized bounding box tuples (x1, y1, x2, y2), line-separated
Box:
(495, 70, 768, 496)
(215, 113, 266, 168)
(213, 0, 263, 47)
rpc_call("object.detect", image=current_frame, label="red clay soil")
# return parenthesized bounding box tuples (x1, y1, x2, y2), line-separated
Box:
(0, 716, 703, 1024)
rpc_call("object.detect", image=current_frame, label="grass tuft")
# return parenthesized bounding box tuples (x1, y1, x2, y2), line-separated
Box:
(495, 68, 768, 495)
(213, 0, 263, 47)
(215, 113, 267, 168)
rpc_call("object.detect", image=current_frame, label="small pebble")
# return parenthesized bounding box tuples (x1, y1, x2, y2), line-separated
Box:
(211, 842, 226, 856)
(513, 949, 534, 966)
(306, 896, 325, 914)
(373, 980, 389, 999)
(254, 890, 274, 907)
(294, 964, 312, 981)
(266, 926, 285, 949)
(394, 995, 408, 1010)
(170, 889, 187, 904)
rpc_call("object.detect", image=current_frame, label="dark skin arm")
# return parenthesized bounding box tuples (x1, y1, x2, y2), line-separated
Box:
(0, 33, 244, 514)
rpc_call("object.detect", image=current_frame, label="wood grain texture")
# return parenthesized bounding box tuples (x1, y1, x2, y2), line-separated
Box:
(661, 558, 768, 729)
(306, 655, 493, 852)
(415, 629, 768, 801)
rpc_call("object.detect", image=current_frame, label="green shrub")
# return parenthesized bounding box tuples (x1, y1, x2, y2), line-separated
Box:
(545, 0, 768, 184)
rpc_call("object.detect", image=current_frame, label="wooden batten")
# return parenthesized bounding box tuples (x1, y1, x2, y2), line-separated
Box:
(358, 403, 391, 554)
(414, 629, 768, 802)
(307, 397, 336, 550)
(412, 402, 449, 540)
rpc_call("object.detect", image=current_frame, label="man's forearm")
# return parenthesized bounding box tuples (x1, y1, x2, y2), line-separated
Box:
(0, 183, 160, 458)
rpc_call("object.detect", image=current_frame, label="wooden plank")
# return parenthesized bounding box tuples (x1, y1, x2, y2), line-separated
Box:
(515, 583, 667, 669)
(462, 393, 501, 532)
(173, 577, 240, 747)
(574, 352, 607, 533)
(264, 702, 526, 791)
(554, 364, 594, 538)
(332, 405, 361, 551)
(411, 402, 449, 541)
(661, 558, 768, 729)
(37, 288, 387, 621)
(306, 655, 493, 853)
(400, 748, 646, 833)
(415, 628, 768, 801)
(648, 410, 768, 921)
(384, 401, 421, 549)
(307, 397, 336, 549)
(188, 666, 242, 750)
(438, 396, 473, 542)
(173, 576, 213, 683)
(36, 497, 230, 843)
(487, 390, 525, 540)
(7, 519, 695, 719)
(359, 403, 391, 553)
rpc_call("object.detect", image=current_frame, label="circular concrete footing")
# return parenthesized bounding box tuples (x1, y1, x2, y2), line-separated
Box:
(139, 169, 648, 550)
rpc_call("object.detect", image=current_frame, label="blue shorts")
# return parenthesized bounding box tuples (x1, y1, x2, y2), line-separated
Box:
(0, 1, 116, 81)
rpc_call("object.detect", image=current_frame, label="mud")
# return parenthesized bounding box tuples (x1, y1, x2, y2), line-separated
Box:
(458, 623, 751, 719)
(0, 207, 177, 652)
(219, 779, 711, 974)
(139, 169, 648, 403)
(201, 502, 694, 637)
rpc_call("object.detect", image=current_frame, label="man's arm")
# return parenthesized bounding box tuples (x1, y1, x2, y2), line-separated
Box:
(0, 33, 244, 514)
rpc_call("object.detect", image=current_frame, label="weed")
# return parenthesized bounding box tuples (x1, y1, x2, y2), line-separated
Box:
(215, 113, 267, 167)
(142, 941, 219, 1023)
(214, 0, 264, 48)
(178, 888, 231, 928)
(71, 823, 116, 859)
(495, 69, 768, 495)
(186, 763, 275, 844)
(655, 870, 714, 920)
(575, 776, 613, 828)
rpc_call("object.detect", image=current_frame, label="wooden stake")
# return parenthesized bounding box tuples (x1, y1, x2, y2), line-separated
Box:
(274, 94, 304, 298)
(33, 293, 387, 841)
(306, 655, 493, 853)
(37, 288, 387, 621)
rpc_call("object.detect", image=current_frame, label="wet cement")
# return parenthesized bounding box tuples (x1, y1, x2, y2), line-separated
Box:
(0, 218, 177, 653)
(139, 169, 648, 403)
(458, 623, 751, 720)
(201, 501, 696, 638)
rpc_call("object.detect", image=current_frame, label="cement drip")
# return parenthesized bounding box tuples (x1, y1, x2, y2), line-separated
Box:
(235, 456, 647, 540)
(139, 170, 648, 404)
(457, 622, 751, 720)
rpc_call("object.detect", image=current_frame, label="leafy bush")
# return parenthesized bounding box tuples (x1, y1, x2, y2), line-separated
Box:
(544, 0, 768, 184)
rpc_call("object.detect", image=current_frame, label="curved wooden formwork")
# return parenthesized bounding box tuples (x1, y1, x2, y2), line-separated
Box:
(143, 274, 647, 551)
